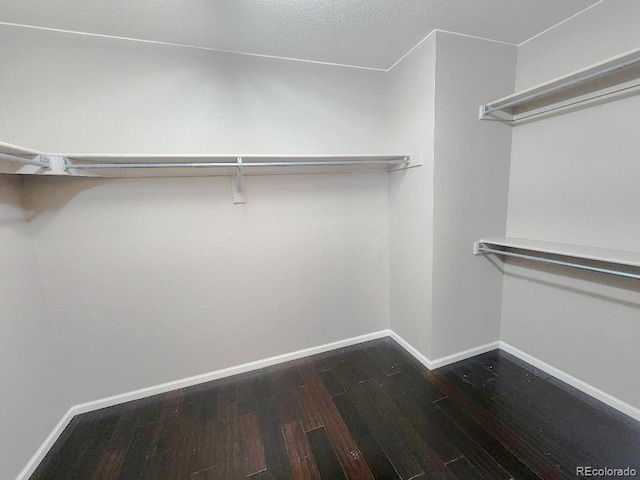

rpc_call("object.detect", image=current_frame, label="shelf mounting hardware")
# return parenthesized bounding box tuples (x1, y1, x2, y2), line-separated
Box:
(232, 157, 246, 204)
(0, 151, 51, 169)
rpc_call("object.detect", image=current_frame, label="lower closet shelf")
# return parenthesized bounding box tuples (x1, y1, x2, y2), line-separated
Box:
(474, 236, 640, 280)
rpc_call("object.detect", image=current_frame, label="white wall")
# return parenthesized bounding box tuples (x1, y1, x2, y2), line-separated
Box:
(0, 177, 68, 480)
(0, 92, 9, 141)
(24, 174, 390, 404)
(0, 25, 386, 154)
(388, 31, 517, 362)
(503, 0, 640, 409)
(431, 32, 516, 359)
(387, 35, 436, 359)
(0, 25, 391, 407)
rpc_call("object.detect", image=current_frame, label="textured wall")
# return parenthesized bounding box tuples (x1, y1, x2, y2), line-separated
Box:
(24, 173, 390, 405)
(0, 0, 600, 69)
(0, 25, 387, 154)
(431, 32, 516, 359)
(503, 0, 640, 409)
(0, 24, 391, 409)
(0, 92, 9, 142)
(387, 34, 436, 359)
(0, 177, 68, 480)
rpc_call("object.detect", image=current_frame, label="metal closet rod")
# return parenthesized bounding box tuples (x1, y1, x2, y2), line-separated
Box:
(0, 151, 50, 168)
(499, 82, 640, 125)
(483, 54, 640, 116)
(63, 156, 410, 170)
(478, 244, 640, 281)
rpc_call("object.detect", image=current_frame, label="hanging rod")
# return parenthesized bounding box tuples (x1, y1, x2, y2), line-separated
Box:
(63, 156, 410, 170)
(0, 151, 51, 169)
(480, 46, 640, 122)
(483, 55, 640, 116)
(497, 82, 640, 125)
(477, 244, 640, 281)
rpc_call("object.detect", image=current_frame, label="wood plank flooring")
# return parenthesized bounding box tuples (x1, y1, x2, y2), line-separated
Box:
(31, 338, 640, 479)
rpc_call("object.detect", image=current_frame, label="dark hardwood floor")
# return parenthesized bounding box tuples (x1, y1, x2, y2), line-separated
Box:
(31, 338, 640, 479)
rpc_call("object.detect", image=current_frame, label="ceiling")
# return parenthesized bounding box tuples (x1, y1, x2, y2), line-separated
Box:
(0, 0, 600, 70)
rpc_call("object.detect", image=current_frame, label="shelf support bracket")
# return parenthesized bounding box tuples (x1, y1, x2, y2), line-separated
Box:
(232, 157, 246, 204)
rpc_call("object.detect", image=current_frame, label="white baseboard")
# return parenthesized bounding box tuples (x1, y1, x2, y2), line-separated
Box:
(429, 341, 501, 369)
(16, 329, 390, 480)
(499, 342, 640, 423)
(70, 329, 390, 416)
(18, 331, 640, 480)
(387, 330, 433, 369)
(388, 330, 500, 370)
(388, 333, 640, 422)
(15, 408, 76, 480)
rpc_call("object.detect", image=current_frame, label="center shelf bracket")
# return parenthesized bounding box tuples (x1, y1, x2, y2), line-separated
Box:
(232, 157, 246, 204)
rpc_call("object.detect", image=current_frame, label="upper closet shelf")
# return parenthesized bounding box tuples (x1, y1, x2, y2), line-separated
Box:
(479, 46, 640, 124)
(60, 153, 415, 176)
(474, 236, 640, 281)
(0, 142, 51, 172)
(0, 142, 418, 202)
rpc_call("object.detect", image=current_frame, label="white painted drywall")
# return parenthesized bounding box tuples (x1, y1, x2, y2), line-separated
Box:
(0, 25, 387, 155)
(387, 35, 436, 358)
(0, 177, 68, 480)
(0, 0, 598, 69)
(0, 25, 391, 407)
(431, 32, 516, 359)
(0, 94, 10, 141)
(516, 0, 640, 90)
(503, 0, 640, 409)
(24, 174, 390, 405)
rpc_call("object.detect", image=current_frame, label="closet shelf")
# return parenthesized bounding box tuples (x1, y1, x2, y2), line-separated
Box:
(61, 153, 412, 175)
(474, 236, 640, 280)
(480, 46, 640, 124)
(1, 141, 417, 202)
(0, 142, 51, 170)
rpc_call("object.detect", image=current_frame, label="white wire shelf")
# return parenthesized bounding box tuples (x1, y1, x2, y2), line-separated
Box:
(60, 153, 413, 176)
(0, 142, 50, 171)
(479, 46, 640, 124)
(0, 141, 418, 202)
(474, 236, 640, 281)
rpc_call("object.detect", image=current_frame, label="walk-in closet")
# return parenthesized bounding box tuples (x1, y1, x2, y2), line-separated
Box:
(2, 1, 640, 479)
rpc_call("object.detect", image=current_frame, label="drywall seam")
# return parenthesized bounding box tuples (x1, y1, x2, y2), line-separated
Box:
(15, 329, 391, 480)
(500, 342, 640, 422)
(0, 21, 386, 72)
(517, 0, 604, 47)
